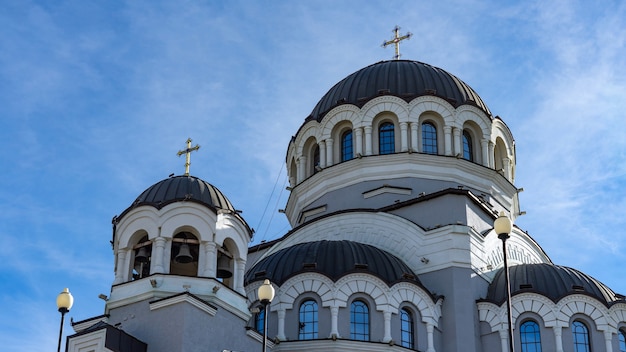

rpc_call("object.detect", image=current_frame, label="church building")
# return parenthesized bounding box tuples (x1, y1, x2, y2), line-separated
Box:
(66, 38, 626, 352)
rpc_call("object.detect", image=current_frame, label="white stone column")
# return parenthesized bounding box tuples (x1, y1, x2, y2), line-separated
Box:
(503, 157, 511, 180)
(298, 156, 306, 182)
(364, 126, 372, 155)
(400, 122, 408, 152)
(325, 138, 333, 167)
(553, 326, 563, 352)
(498, 328, 509, 352)
(235, 258, 246, 294)
(319, 141, 326, 168)
(410, 122, 419, 152)
(489, 142, 495, 169)
(382, 311, 392, 343)
(114, 249, 127, 284)
(444, 126, 453, 156)
(277, 308, 286, 340)
(481, 139, 490, 166)
(329, 306, 340, 338)
(153, 236, 166, 273)
(354, 127, 363, 157)
(203, 241, 217, 277)
(604, 330, 613, 352)
(426, 323, 436, 352)
(453, 127, 462, 157)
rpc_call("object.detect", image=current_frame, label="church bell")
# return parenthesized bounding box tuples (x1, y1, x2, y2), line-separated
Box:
(135, 246, 149, 263)
(175, 243, 194, 263)
(216, 254, 233, 278)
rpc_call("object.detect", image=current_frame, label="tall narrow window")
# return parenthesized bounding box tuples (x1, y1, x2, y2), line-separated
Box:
(342, 130, 353, 161)
(572, 320, 591, 352)
(298, 300, 318, 340)
(400, 308, 414, 349)
(350, 300, 369, 341)
(255, 307, 265, 334)
(619, 329, 626, 352)
(462, 130, 473, 161)
(520, 320, 541, 352)
(312, 146, 320, 174)
(379, 122, 395, 154)
(422, 122, 437, 154)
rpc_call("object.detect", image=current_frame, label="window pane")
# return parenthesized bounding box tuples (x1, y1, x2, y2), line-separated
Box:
(619, 329, 626, 352)
(462, 130, 473, 161)
(520, 320, 541, 352)
(342, 130, 353, 161)
(350, 300, 369, 341)
(400, 308, 414, 348)
(572, 321, 591, 352)
(255, 308, 265, 334)
(379, 122, 395, 155)
(422, 122, 437, 154)
(299, 300, 318, 340)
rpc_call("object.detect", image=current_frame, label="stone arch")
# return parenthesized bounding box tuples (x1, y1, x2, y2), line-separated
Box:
(319, 105, 361, 139)
(408, 96, 456, 126)
(372, 111, 400, 155)
(389, 282, 442, 327)
(334, 274, 390, 310)
(361, 96, 409, 125)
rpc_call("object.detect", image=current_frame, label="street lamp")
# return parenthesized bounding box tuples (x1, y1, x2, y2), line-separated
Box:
(56, 288, 74, 352)
(494, 212, 514, 352)
(257, 279, 275, 352)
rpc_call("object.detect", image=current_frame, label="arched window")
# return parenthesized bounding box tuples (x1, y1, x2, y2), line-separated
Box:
(298, 300, 318, 340)
(342, 130, 353, 161)
(619, 328, 626, 352)
(255, 307, 265, 334)
(312, 146, 320, 174)
(520, 320, 541, 352)
(350, 300, 369, 341)
(379, 122, 395, 154)
(400, 308, 414, 349)
(422, 122, 437, 154)
(572, 320, 591, 352)
(462, 130, 473, 161)
(132, 235, 151, 281)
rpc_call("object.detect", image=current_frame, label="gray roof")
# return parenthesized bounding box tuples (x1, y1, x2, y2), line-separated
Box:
(245, 240, 427, 290)
(306, 60, 491, 123)
(485, 263, 620, 306)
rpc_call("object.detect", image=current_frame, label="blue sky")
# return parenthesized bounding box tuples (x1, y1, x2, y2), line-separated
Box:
(1, 1, 625, 351)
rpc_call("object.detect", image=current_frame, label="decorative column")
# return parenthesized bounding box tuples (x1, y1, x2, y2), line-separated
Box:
(364, 126, 372, 155)
(298, 156, 306, 183)
(153, 236, 166, 273)
(453, 127, 462, 157)
(502, 157, 511, 180)
(489, 141, 495, 168)
(410, 122, 419, 152)
(444, 126, 453, 156)
(277, 308, 286, 340)
(329, 306, 340, 338)
(481, 139, 490, 167)
(426, 323, 436, 352)
(498, 328, 509, 352)
(113, 250, 127, 284)
(354, 127, 363, 157)
(553, 326, 563, 352)
(325, 138, 333, 167)
(400, 122, 408, 152)
(603, 330, 613, 352)
(319, 141, 326, 168)
(382, 311, 392, 343)
(235, 258, 246, 294)
(203, 241, 217, 277)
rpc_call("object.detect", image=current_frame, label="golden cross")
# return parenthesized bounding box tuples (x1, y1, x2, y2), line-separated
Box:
(177, 138, 200, 176)
(382, 25, 412, 60)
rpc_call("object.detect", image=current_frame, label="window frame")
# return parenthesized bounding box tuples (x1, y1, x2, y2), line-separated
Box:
(341, 129, 353, 161)
(378, 121, 395, 155)
(298, 299, 319, 340)
(572, 320, 591, 352)
(421, 122, 438, 155)
(400, 307, 415, 349)
(350, 300, 370, 341)
(462, 129, 474, 161)
(520, 319, 542, 352)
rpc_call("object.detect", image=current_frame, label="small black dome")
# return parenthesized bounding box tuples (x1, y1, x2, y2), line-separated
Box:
(485, 263, 619, 306)
(245, 240, 421, 287)
(307, 60, 490, 122)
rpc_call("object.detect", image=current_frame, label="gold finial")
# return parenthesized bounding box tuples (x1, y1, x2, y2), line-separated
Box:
(382, 25, 412, 60)
(177, 138, 200, 176)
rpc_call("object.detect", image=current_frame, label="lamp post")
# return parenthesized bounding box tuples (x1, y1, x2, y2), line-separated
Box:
(257, 279, 275, 352)
(56, 288, 74, 352)
(494, 212, 514, 352)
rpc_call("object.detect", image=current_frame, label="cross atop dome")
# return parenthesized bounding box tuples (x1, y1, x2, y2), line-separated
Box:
(382, 25, 412, 60)
(177, 138, 200, 176)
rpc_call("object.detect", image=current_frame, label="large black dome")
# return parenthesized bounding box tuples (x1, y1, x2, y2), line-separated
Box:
(306, 60, 491, 122)
(245, 240, 426, 289)
(485, 263, 620, 306)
